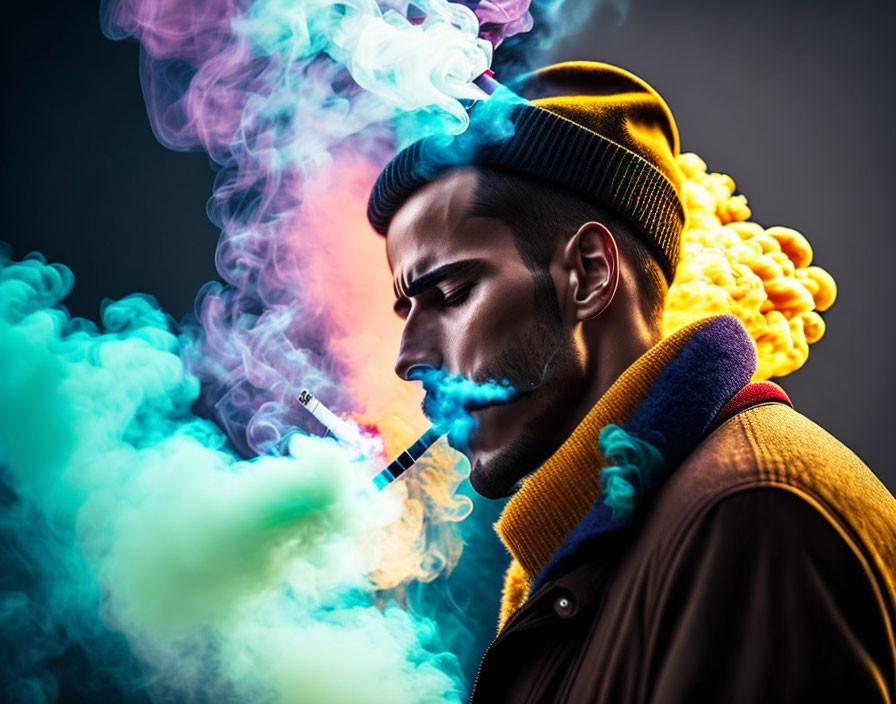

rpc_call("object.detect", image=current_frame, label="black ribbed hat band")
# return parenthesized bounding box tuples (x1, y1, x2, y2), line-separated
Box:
(368, 104, 685, 284)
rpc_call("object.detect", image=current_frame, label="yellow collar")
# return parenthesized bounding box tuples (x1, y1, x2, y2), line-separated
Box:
(495, 317, 716, 583)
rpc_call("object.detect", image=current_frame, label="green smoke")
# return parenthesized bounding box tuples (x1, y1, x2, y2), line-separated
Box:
(0, 247, 462, 703)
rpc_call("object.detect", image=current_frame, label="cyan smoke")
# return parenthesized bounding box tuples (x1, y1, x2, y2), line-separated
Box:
(0, 247, 463, 703)
(97, 0, 584, 459)
(3, 0, 611, 699)
(598, 424, 665, 521)
(411, 367, 518, 450)
(99, 0, 493, 458)
(491, 0, 614, 75)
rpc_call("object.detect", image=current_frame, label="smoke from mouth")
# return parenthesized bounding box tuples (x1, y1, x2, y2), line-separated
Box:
(414, 367, 518, 440)
(414, 340, 563, 445)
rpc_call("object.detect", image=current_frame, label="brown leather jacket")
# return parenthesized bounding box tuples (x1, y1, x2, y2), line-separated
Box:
(469, 402, 896, 703)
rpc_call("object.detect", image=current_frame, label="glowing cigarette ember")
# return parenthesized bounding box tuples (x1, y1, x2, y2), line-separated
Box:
(473, 69, 499, 95)
(297, 389, 440, 489)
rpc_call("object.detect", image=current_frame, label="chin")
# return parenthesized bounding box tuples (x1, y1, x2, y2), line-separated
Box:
(462, 400, 552, 498)
(469, 458, 511, 499)
(467, 440, 541, 500)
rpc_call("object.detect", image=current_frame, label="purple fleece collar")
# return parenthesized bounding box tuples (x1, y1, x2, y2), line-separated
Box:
(533, 314, 757, 590)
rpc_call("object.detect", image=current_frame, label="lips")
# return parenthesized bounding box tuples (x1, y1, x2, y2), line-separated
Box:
(465, 387, 534, 413)
(465, 398, 507, 413)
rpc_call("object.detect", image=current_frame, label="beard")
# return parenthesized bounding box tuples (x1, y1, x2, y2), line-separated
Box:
(465, 269, 583, 499)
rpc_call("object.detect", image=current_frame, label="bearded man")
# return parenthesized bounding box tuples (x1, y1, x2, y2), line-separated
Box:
(367, 62, 896, 703)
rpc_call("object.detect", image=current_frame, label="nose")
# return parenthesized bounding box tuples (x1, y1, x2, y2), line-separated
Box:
(394, 311, 443, 381)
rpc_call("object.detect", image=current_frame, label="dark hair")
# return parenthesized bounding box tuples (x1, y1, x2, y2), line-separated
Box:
(469, 167, 668, 330)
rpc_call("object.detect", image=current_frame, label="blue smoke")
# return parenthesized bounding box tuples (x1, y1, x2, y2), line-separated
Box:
(411, 366, 520, 449)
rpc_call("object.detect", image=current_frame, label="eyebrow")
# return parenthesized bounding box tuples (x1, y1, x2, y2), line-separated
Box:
(394, 259, 484, 312)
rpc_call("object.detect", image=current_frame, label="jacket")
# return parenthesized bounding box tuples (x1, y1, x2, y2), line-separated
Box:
(469, 315, 896, 703)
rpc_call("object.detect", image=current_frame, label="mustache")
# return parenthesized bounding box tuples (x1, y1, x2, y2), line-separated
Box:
(417, 347, 563, 423)
(415, 276, 567, 429)
(419, 385, 530, 420)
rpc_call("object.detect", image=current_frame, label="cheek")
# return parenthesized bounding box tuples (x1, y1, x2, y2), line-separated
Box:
(449, 274, 535, 370)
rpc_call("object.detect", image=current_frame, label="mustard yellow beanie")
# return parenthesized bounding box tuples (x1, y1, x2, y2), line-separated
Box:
(368, 61, 686, 283)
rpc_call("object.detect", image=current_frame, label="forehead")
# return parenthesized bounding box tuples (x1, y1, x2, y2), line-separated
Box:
(385, 168, 516, 281)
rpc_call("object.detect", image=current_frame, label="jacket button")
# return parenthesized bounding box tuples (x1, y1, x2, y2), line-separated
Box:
(554, 594, 575, 618)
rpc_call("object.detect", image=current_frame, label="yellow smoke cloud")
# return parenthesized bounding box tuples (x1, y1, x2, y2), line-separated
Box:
(663, 153, 837, 380)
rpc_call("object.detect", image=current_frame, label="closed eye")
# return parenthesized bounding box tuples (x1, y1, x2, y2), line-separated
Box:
(442, 283, 476, 308)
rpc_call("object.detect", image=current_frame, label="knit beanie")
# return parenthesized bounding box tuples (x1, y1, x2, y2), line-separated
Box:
(367, 61, 686, 284)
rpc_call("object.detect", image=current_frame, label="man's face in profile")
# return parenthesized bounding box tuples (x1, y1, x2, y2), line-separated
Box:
(386, 169, 585, 498)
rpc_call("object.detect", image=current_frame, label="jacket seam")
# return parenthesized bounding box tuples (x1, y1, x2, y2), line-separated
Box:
(753, 481, 896, 683)
(739, 405, 895, 663)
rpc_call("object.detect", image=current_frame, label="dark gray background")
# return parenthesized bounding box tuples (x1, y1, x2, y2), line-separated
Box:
(3, 0, 893, 490)
(550, 0, 895, 490)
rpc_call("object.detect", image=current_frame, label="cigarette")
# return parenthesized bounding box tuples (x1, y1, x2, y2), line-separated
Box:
(373, 427, 443, 490)
(296, 388, 358, 446)
(296, 388, 442, 489)
(473, 69, 499, 96)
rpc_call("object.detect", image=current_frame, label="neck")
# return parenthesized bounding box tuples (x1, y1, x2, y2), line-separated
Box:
(559, 311, 660, 455)
(495, 313, 759, 626)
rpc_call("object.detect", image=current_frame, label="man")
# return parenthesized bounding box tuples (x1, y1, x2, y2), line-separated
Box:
(368, 62, 896, 702)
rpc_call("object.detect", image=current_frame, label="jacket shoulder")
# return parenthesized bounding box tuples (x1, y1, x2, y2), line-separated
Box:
(643, 402, 896, 658)
(667, 401, 892, 522)
(645, 487, 896, 703)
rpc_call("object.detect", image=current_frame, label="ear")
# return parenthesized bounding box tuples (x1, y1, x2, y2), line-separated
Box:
(562, 221, 620, 321)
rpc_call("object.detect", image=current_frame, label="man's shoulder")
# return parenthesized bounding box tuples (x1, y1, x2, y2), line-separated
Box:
(663, 401, 887, 517)
(638, 485, 896, 703)
(630, 401, 896, 557)
(639, 401, 896, 623)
